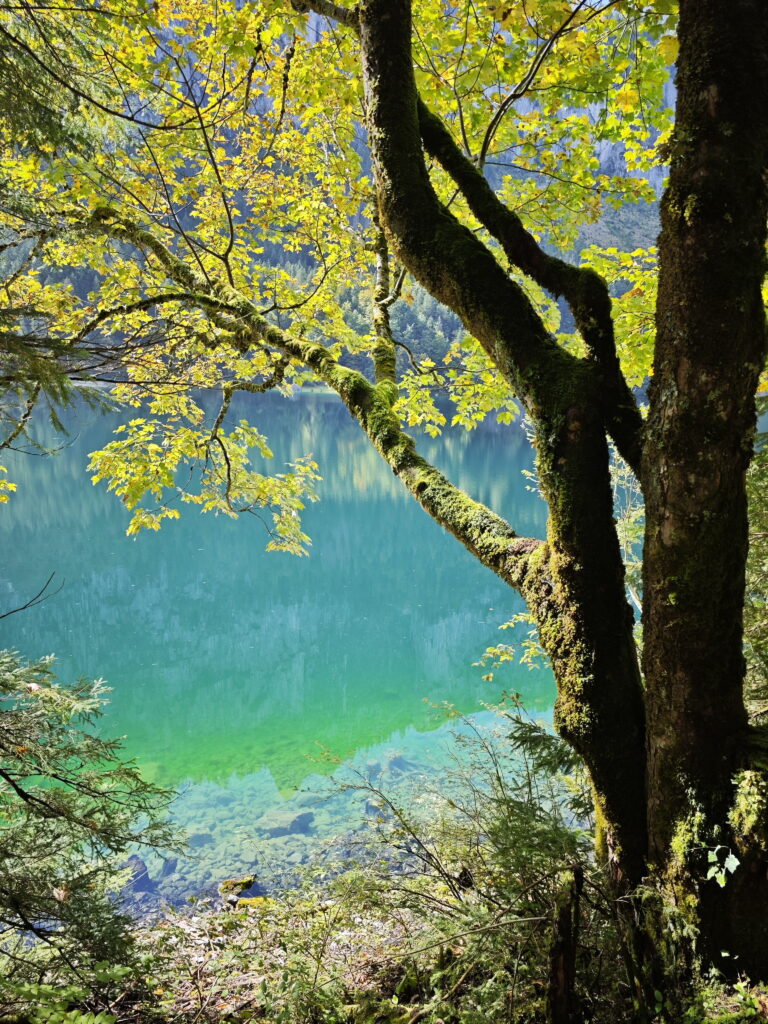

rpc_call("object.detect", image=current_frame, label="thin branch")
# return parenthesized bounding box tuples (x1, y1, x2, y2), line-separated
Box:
(478, 0, 591, 168)
(257, 35, 296, 168)
(0, 22, 200, 132)
(179, 59, 237, 284)
(0, 767, 63, 814)
(0, 571, 62, 621)
(140, 132, 215, 286)
(71, 292, 191, 343)
(0, 382, 40, 451)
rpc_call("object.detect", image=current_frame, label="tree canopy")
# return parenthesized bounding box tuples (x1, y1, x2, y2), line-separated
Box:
(0, 0, 674, 536)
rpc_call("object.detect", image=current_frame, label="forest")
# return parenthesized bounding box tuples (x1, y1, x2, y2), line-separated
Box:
(1, 0, 767, 1021)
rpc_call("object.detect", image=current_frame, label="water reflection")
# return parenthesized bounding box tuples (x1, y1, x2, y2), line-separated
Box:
(1, 391, 552, 800)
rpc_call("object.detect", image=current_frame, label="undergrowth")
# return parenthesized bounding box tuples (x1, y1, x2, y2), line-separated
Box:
(3, 694, 766, 1024)
(130, 699, 630, 1023)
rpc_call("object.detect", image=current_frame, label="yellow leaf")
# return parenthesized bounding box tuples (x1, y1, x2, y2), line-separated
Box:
(616, 85, 639, 112)
(658, 35, 679, 64)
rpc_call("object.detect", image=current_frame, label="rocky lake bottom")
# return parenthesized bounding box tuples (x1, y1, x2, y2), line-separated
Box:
(123, 710, 515, 915)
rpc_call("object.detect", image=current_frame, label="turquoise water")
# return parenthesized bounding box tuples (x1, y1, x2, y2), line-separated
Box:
(0, 391, 553, 899)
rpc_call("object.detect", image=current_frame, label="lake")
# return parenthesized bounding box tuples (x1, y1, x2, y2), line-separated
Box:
(0, 390, 553, 901)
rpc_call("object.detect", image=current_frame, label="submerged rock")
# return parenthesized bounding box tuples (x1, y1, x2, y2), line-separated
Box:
(159, 856, 178, 878)
(188, 832, 214, 848)
(121, 890, 165, 918)
(124, 854, 158, 893)
(365, 799, 386, 818)
(255, 807, 315, 838)
(219, 873, 259, 908)
(219, 874, 257, 897)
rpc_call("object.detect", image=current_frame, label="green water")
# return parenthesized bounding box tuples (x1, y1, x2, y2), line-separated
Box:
(1, 391, 553, 896)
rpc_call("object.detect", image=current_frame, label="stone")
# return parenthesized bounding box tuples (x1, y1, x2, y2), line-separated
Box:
(188, 832, 214, 849)
(254, 807, 315, 838)
(124, 854, 157, 893)
(159, 856, 178, 878)
(218, 873, 257, 897)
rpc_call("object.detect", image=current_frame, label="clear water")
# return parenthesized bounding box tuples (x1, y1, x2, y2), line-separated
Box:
(0, 390, 553, 900)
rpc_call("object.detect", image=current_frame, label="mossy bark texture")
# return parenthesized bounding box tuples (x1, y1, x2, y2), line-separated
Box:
(643, 0, 768, 975)
(359, 0, 647, 887)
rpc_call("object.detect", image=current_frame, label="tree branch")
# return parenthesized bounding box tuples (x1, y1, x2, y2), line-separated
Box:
(370, 209, 397, 385)
(0, 20, 200, 132)
(82, 209, 541, 591)
(0, 382, 40, 451)
(72, 292, 191, 343)
(0, 571, 62, 621)
(416, 100, 643, 473)
(477, 0, 592, 168)
(290, 0, 359, 28)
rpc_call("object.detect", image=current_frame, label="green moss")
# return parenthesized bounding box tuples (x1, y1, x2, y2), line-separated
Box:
(593, 796, 609, 864)
(374, 379, 398, 407)
(669, 804, 706, 873)
(729, 770, 768, 851)
(218, 873, 256, 897)
(237, 896, 275, 909)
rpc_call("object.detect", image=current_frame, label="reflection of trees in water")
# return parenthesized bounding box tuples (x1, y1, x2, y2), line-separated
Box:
(2, 391, 545, 525)
(1, 392, 552, 784)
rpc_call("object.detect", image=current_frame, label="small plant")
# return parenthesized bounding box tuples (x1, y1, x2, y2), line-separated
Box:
(0, 650, 179, 1019)
(1, 980, 118, 1024)
(705, 846, 740, 888)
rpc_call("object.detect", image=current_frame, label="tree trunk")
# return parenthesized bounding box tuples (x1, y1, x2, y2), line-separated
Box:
(547, 866, 583, 1024)
(358, 0, 647, 887)
(643, 0, 768, 975)
(354, 0, 768, 976)
(522, 393, 647, 888)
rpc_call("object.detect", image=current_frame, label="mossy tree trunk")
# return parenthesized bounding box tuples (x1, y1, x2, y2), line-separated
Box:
(642, 0, 768, 975)
(354, 0, 768, 977)
(358, 0, 647, 887)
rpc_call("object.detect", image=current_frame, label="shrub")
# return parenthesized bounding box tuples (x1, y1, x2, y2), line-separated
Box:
(0, 650, 177, 1019)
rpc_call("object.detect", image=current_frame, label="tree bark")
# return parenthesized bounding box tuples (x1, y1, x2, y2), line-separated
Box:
(643, 0, 768, 975)
(547, 866, 583, 1024)
(358, 0, 647, 887)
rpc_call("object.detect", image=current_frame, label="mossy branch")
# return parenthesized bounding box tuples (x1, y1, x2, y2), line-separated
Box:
(416, 100, 643, 475)
(370, 212, 397, 386)
(290, 0, 358, 27)
(81, 208, 541, 591)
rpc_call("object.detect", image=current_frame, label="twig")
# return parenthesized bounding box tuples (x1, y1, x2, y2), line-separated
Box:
(0, 571, 63, 621)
